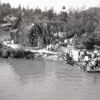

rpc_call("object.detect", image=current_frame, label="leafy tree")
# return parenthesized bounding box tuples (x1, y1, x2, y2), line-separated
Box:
(47, 8, 54, 21)
(60, 6, 67, 22)
(1, 3, 11, 17)
(83, 34, 95, 50)
(34, 8, 41, 15)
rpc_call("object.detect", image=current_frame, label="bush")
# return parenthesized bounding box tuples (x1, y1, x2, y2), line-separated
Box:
(83, 34, 94, 50)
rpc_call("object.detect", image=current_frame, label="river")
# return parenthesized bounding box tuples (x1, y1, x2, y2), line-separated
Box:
(0, 58, 100, 100)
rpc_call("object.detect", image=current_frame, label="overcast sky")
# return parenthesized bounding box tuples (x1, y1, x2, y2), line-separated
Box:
(1, 0, 100, 12)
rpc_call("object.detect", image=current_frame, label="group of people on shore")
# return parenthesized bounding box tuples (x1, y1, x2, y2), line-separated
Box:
(45, 40, 100, 69)
(78, 49, 100, 70)
(64, 48, 100, 69)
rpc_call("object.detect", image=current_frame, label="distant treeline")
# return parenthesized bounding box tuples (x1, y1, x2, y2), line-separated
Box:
(0, 3, 67, 23)
(1, 2, 100, 49)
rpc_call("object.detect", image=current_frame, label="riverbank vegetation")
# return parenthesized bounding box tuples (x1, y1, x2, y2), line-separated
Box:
(1, 2, 100, 50)
(0, 42, 35, 59)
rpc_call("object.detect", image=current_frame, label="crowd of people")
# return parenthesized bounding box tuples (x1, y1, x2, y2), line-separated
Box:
(45, 38, 100, 70)
(78, 49, 100, 70)
(64, 47, 100, 70)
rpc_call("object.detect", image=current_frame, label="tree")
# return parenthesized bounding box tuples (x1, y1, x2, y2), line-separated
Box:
(83, 34, 95, 50)
(1, 3, 11, 17)
(34, 8, 41, 15)
(60, 6, 67, 22)
(47, 8, 54, 21)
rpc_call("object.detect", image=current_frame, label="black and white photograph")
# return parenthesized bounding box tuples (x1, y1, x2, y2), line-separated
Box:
(0, 0, 100, 100)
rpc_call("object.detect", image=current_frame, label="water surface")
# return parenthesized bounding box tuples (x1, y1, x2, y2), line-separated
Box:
(0, 59, 100, 100)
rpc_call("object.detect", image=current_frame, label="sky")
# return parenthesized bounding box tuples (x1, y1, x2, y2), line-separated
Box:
(1, 0, 100, 13)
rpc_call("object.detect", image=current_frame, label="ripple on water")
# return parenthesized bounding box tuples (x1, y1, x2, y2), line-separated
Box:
(0, 59, 100, 100)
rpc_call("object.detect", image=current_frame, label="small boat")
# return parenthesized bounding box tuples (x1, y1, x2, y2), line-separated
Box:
(86, 69, 100, 73)
(76, 61, 100, 73)
(86, 66, 100, 73)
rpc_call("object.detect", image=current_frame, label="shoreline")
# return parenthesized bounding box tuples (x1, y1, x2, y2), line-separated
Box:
(0, 41, 65, 61)
(0, 41, 83, 62)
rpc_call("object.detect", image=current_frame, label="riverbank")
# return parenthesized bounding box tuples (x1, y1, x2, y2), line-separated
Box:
(0, 40, 82, 61)
(0, 41, 64, 60)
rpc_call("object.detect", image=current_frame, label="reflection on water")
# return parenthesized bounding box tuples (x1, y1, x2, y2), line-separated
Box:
(0, 59, 100, 100)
